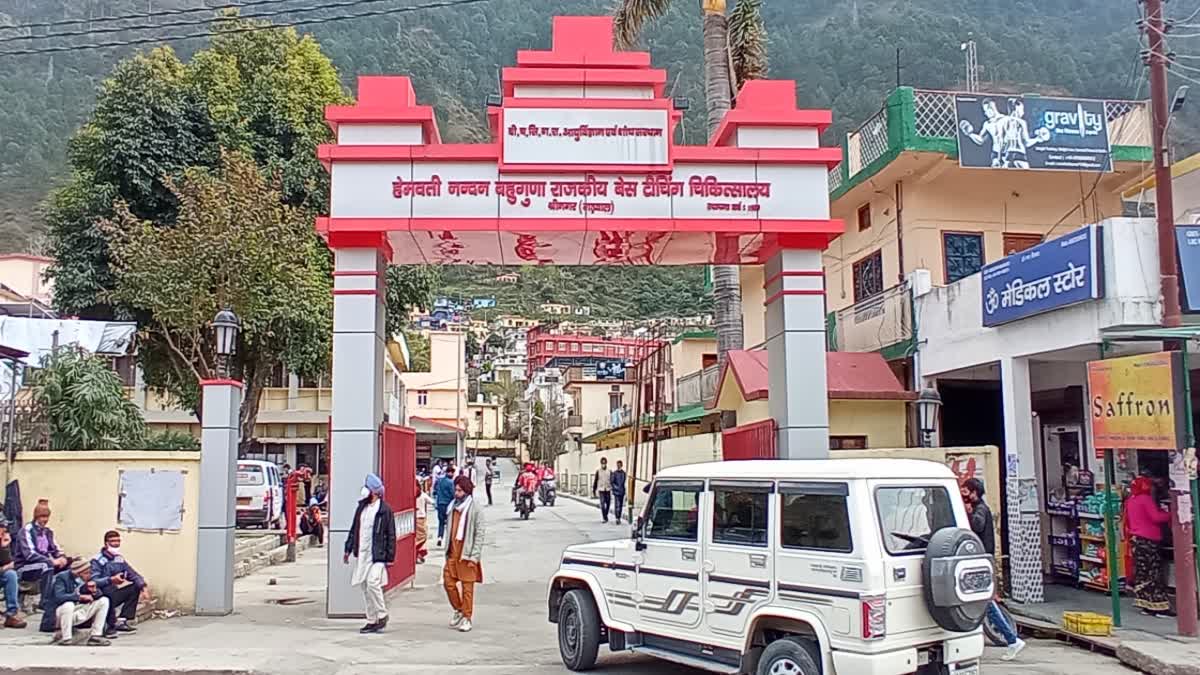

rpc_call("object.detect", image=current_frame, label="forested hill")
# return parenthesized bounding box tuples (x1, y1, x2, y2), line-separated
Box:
(0, 0, 1164, 257)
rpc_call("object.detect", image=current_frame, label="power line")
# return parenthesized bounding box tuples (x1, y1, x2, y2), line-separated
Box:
(0, 0, 313, 32)
(0, 0, 494, 56)
(0, 0, 399, 45)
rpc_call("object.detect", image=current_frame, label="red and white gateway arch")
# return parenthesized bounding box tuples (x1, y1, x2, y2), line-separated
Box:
(318, 15, 841, 616)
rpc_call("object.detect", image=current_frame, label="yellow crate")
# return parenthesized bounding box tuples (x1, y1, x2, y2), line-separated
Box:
(1062, 611, 1113, 636)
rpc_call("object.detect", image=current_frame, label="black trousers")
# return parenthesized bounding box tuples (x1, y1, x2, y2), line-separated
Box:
(598, 491, 612, 521)
(104, 583, 141, 626)
(612, 493, 626, 522)
(484, 482, 493, 505)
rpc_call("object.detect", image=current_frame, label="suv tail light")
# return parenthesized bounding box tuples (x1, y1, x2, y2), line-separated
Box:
(861, 595, 886, 640)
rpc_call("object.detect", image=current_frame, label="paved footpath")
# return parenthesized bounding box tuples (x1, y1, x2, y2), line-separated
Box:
(0, 472, 1135, 674)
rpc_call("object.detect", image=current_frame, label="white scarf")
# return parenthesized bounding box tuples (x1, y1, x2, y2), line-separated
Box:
(453, 496, 473, 542)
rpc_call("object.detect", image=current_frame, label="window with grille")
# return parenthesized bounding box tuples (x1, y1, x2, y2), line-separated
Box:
(1002, 233, 1042, 256)
(943, 232, 984, 283)
(852, 250, 884, 302)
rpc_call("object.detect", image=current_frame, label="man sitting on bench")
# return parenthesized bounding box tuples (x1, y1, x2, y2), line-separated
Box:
(42, 558, 110, 646)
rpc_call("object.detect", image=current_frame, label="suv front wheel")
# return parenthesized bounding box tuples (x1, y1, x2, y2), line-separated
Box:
(558, 589, 601, 671)
(757, 636, 821, 675)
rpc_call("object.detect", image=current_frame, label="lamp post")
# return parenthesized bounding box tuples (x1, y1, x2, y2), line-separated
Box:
(195, 307, 244, 616)
(212, 308, 240, 377)
(915, 388, 943, 448)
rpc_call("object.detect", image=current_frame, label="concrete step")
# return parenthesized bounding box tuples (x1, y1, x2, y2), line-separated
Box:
(233, 534, 320, 580)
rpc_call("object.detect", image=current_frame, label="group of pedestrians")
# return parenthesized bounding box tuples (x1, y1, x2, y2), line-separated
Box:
(347, 458, 490, 635)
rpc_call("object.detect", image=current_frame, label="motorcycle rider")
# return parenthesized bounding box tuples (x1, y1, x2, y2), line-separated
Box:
(539, 462, 557, 505)
(514, 463, 539, 514)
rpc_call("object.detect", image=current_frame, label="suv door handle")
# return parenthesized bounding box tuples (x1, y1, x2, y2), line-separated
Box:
(749, 554, 767, 569)
(702, 560, 715, 573)
(681, 547, 697, 561)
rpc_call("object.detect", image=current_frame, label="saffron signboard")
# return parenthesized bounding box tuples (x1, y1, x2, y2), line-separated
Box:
(955, 95, 1112, 172)
(1087, 351, 1186, 451)
(502, 108, 671, 166)
(980, 224, 1103, 327)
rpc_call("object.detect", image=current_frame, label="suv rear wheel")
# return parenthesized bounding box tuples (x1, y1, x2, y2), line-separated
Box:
(757, 636, 820, 675)
(922, 527, 992, 633)
(558, 589, 601, 671)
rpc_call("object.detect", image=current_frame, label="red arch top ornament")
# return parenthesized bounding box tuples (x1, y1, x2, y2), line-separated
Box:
(316, 15, 843, 266)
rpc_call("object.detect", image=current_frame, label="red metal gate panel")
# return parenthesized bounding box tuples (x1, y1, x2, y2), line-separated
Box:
(380, 423, 417, 590)
(721, 419, 777, 460)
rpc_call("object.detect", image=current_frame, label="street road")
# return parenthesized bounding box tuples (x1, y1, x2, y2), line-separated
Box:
(0, 459, 1133, 674)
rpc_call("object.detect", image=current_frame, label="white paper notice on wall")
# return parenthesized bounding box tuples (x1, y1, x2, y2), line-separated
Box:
(118, 470, 185, 531)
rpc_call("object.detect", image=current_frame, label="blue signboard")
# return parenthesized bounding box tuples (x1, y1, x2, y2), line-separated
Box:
(1176, 225, 1200, 312)
(981, 224, 1103, 327)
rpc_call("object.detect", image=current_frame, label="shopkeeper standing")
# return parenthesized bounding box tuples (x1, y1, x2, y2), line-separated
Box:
(1125, 476, 1173, 617)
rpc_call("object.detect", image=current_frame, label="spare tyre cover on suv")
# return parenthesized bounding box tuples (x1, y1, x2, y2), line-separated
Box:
(921, 527, 994, 633)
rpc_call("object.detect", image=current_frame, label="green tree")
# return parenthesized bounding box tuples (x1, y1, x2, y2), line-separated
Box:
(404, 330, 431, 371)
(386, 266, 439, 337)
(101, 152, 331, 448)
(34, 346, 146, 450)
(465, 332, 481, 362)
(487, 375, 525, 441)
(614, 0, 768, 375)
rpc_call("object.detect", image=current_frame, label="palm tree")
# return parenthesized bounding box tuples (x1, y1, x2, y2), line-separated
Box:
(614, 0, 768, 379)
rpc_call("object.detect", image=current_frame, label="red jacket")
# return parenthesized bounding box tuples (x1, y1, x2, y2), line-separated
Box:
(1126, 493, 1170, 542)
(519, 471, 539, 493)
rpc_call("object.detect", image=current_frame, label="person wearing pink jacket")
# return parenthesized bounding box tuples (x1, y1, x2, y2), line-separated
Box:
(1125, 476, 1172, 616)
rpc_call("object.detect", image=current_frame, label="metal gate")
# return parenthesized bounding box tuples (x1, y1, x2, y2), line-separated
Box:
(380, 423, 417, 590)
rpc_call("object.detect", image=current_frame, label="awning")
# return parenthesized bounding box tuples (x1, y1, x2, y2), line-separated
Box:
(1102, 326, 1200, 342)
(664, 403, 711, 425)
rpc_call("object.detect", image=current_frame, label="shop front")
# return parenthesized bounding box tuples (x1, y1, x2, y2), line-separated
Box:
(916, 217, 1167, 611)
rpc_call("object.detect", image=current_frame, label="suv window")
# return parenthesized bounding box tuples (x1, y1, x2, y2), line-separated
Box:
(712, 483, 770, 546)
(780, 483, 852, 552)
(646, 481, 703, 542)
(237, 464, 264, 486)
(876, 485, 956, 555)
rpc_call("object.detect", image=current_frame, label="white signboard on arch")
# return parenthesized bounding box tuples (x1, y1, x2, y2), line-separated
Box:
(502, 108, 670, 166)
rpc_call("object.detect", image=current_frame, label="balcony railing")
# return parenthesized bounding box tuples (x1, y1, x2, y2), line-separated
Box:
(566, 414, 582, 429)
(826, 283, 913, 356)
(675, 364, 720, 409)
(833, 87, 1151, 196)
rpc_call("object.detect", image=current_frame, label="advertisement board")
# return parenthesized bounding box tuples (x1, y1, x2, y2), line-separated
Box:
(1087, 351, 1186, 451)
(1175, 225, 1200, 312)
(955, 94, 1112, 172)
(981, 224, 1103, 326)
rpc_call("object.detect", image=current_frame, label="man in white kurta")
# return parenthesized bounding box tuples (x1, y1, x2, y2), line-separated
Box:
(343, 473, 395, 633)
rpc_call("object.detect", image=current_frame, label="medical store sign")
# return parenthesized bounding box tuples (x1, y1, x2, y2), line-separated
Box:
(955, 94, 1112, 172)
(1087, 351, 1186, 451)
(981, 224, 1103, 327)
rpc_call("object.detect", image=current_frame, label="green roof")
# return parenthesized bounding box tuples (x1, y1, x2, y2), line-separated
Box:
(672, 329, 717, 344)
(664, 403, 711, 425)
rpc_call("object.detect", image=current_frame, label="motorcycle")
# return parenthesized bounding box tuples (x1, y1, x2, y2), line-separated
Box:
(515, 490, 536, 520)
(539, 477, 557, 506)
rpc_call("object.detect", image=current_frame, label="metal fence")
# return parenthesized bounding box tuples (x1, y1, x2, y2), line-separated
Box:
(846, 105, 889, 176)
(722, 418, 776, 461)
(675, 364, 720, 410)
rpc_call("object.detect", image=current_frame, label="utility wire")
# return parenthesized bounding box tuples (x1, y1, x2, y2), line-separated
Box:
(0, 0, 318, 32)
(0, 0, 400, 45)
(0, 0, 493, 56)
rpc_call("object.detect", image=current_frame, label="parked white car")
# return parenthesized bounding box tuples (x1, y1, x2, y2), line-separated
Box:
(236, 460, 284, 529)
(548, 459, 992, 675)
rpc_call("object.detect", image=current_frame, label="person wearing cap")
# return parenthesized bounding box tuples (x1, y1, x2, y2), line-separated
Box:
(42, 558, 111, 646)
(0, 521, 27, 628)
(13, 499, 67, 597)
(91, 530, 146, 634)
(443, 475, 486, 633)
(343, 473, 395, 634)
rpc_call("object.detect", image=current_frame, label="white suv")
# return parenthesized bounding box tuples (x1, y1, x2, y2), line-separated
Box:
(547, 459, 993, 675)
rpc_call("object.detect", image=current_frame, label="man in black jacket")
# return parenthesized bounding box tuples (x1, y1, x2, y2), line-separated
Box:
(343, 473, 395, 634)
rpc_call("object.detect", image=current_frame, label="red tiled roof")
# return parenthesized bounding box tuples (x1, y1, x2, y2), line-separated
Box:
(718, 349, 916, 402)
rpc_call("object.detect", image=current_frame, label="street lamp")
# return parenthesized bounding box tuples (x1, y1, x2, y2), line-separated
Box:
(915, 387, 943, 448)
(212, 308, 240, 377)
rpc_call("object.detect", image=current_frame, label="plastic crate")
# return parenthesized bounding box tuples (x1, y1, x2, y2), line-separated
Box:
(1062, 611, 1113, 636)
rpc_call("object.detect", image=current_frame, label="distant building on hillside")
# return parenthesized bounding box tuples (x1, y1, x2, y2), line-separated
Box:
(525, 325, 661, 377)
(494, 273, 520, 283)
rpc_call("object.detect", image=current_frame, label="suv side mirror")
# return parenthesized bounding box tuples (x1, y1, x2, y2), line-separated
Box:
(633, 516, 647, 551)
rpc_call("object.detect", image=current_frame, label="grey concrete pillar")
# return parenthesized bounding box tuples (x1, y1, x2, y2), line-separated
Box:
(1000, 356, 1044, 603)
(195, 380, 242, 616)
(764, 248, 829, 459)
(327, 247, 387, 618)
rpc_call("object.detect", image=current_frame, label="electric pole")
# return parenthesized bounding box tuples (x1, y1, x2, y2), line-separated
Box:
(1142, 0, 1196, 638)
